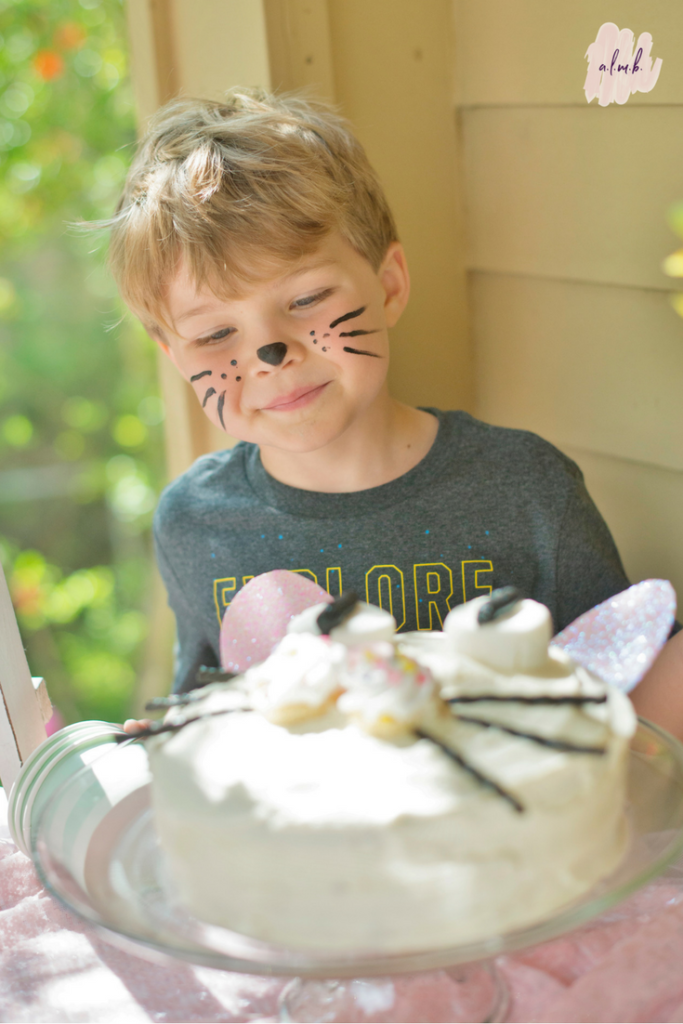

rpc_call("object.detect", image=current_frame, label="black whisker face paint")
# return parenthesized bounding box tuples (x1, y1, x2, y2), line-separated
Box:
(329, 306, 366, 329)
(343, 346, 381, 358)
(309, 331, 315, 336)
(217, 391, 226, 429)
(190, 370, 212, 382)
(202, 387, 216, 407)
(257, 342, 288, 365)
(236, 376, 241, 381)
(221, 373, 227, 379)
(231, 359, 237, 366)
(339, 329, 379, 338)
(323, 333, 330, 338)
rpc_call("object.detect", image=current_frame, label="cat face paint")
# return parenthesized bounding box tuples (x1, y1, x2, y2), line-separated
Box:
(161, 232, 400, 451)
(343, 346, 380, 358)
(329, 306, 366, 329)
(257, 342, 288, 365)
(322, 306, 383, 358)
(339, 328, 379, 338)
(216, 391, 226, 429)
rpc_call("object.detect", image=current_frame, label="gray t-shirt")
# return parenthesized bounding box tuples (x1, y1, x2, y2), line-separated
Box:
(154, 410, 630, 693)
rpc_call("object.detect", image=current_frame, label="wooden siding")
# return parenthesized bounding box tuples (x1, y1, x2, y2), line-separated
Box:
(455, 0, 683, 601)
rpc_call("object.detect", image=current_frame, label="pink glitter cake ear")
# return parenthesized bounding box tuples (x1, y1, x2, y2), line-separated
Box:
(219, 570, 332, 673)
(552, 580, 676, 692)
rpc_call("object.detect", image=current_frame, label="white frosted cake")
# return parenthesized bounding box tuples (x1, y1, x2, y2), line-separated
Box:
(147, 591, 636, 953)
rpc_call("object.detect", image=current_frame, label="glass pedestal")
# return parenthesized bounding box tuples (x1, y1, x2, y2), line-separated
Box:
(31, 720, 683, 1024)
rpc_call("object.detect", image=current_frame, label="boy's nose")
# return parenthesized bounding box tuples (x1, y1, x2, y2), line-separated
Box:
(256, 342, 288, 366)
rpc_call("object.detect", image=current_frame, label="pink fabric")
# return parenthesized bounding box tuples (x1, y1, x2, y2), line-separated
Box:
(45, 709, 64, 737)
(0, 822, 285, 1022)
(3, 816, 683, 1023)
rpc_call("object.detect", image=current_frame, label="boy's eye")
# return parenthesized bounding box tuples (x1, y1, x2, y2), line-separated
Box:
(197, 327, 234, 345)
(291, 288, 333, 310)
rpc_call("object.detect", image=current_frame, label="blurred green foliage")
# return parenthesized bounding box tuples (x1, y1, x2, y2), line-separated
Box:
(0, 0, 167, 725)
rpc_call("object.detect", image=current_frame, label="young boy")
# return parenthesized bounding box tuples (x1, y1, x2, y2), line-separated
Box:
(108, 89, 683, 730)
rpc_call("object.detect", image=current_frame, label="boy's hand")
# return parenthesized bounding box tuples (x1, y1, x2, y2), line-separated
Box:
(123, 718, 152, 734)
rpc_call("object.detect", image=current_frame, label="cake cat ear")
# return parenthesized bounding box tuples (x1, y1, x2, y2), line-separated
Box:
(219, 570, 332, 674)
(552, 579, 676, 692)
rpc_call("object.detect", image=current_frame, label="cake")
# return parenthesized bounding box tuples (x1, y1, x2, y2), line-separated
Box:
(146, 587, 636, 953)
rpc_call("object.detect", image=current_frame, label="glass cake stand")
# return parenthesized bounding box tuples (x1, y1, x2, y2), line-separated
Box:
(31, 719, 683, 1023)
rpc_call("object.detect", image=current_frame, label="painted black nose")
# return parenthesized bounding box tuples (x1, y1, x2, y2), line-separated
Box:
(256, 342, 288, 366)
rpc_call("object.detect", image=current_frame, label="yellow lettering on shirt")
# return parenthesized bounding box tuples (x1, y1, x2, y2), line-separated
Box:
(213, 577, 236, 624)
(292, 568, 319, 585)
(461, 559, 494, 602)
(365, 565, 406, 629)
(213, 557, 495, 630)
(413, 562, 454, 629)
(326, 567, 342, 596)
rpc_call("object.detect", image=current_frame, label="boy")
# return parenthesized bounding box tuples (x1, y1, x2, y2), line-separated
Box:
(107, 89, 683, 730)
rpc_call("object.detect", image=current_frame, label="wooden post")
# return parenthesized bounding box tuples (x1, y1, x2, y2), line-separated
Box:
(125, 0, 239, 482)
(0, 562, 48, 793)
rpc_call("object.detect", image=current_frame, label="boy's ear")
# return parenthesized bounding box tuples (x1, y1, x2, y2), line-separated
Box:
(150, 332, 180, 371)
(379, 242, 410, 328)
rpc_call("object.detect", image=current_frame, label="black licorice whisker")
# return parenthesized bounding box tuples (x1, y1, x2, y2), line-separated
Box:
(477, 586, 521, 624)
(145, 694, 201, 710)
(119, 706, 253, 742)
(415, 729, 524, 813)
(317, 590, 360, 635)
(144, 671, 237, 710)
(447, 694, 607, 706)
(195, 666, 238, 685)
(454, 715, 607, 755)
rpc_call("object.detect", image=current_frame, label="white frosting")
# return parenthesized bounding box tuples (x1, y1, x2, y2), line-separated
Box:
(337, 642, 437, 734)
(244, 632, 345, 723)
(399, 633, 608, 701)
(287, 600, 396, 646)
(444, 595, 552, 673)
(149, 595, 636, 953)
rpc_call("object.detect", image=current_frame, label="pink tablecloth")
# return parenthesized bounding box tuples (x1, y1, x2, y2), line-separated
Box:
(3, 795, 683, 1024)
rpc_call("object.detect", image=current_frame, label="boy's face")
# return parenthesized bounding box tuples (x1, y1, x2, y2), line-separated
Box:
(149, 233, 409, 455)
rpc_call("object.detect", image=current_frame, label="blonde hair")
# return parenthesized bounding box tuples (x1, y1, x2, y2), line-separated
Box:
(106, 88, 398, 330)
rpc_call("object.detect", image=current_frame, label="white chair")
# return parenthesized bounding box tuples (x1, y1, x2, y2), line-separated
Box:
(0, 561, 51, 794)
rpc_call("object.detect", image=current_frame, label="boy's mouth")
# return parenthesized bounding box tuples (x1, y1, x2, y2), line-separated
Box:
(262, 381, 330, 412)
